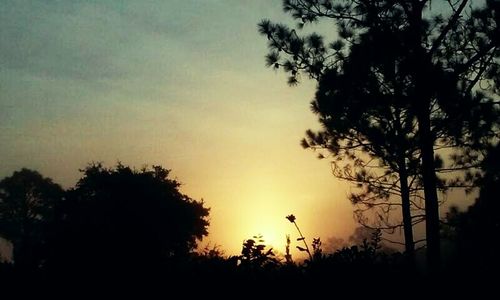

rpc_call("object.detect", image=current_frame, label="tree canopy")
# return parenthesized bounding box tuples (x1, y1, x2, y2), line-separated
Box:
(259, 0, 499, 269)
(50, 163, 210, 274)
(0, 169, 63, 269)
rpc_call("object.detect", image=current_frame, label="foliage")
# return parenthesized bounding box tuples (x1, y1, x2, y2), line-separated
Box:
(0, 169, 63, 269)
(199, 243, 225, 259)
(285, 234, 293, 264)
(286, 214, 314, 261)
(49, 163, 210, 273)
(239, 235, 280, 269)
(311, 237, 322, 260)
(260, 0, 500, 269)
(331, 229, 382, 265)
(443, 144, 500, 271)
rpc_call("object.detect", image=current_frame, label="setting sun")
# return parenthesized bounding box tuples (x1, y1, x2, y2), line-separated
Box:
(1, 0, 496, 294)
(0, 0, 362, 259)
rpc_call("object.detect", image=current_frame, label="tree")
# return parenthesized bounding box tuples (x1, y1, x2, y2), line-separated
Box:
(0, 169, 63, 269)
(304, 25, 424, 260)
(51, 163, 210, 274)
(259, 0, 499, 270)
(444, 143, 500, 271)
(259, 0, 424, 263)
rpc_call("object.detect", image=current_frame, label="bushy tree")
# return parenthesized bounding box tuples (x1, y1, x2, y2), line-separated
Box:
(51, 163, 210, 274)
(0, 169, 63, 269)
(444, 144, 500, 271)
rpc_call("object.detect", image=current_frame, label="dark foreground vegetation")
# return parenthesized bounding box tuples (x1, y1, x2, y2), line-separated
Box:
(1, 0, 498, 296)
(0, 161, 498, 296)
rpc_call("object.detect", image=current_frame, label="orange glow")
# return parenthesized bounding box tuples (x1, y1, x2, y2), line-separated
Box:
(0, 0, 359, 258)
(180, 159, 357, 256)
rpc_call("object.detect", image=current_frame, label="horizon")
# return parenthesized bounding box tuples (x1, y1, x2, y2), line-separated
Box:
(0, 0, 356, 257)
(0, 0, 477, 257)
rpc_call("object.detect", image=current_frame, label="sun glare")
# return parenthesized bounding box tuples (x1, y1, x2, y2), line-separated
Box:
(239, 197, 293, 255)
(247, 228, 281, 250)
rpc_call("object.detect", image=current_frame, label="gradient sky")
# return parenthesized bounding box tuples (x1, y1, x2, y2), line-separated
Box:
(0, 0, 473, 257)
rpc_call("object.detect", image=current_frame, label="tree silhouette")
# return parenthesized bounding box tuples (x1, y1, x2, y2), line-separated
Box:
(305, 29, 425, 259)
(444, 143, 500, 271)
(260, 1, 423, 263)
(0, 169, 63, 270)
(259, 0, 499, 270)
(50, 163, 210, 276)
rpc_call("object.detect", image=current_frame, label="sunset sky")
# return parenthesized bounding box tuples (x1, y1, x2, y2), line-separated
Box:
(0, 0, 472, 256)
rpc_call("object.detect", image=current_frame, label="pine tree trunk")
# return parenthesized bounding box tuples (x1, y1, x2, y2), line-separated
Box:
(394, 110, 415, 265)
(398, 158, 415, 265)
(408, 1, 441, 272)
(417, 108, 441, 272)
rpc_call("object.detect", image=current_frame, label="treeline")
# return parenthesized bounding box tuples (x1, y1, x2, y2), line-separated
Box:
(0, 161, 498, 295)
(1, 0, 499, 294)
(0, 164, 211, 292)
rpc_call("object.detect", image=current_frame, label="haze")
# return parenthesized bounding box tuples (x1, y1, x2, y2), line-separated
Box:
(0, 0, 364, 256)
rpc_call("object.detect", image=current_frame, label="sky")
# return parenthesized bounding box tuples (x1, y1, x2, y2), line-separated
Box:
(0, 0, 474, 257)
